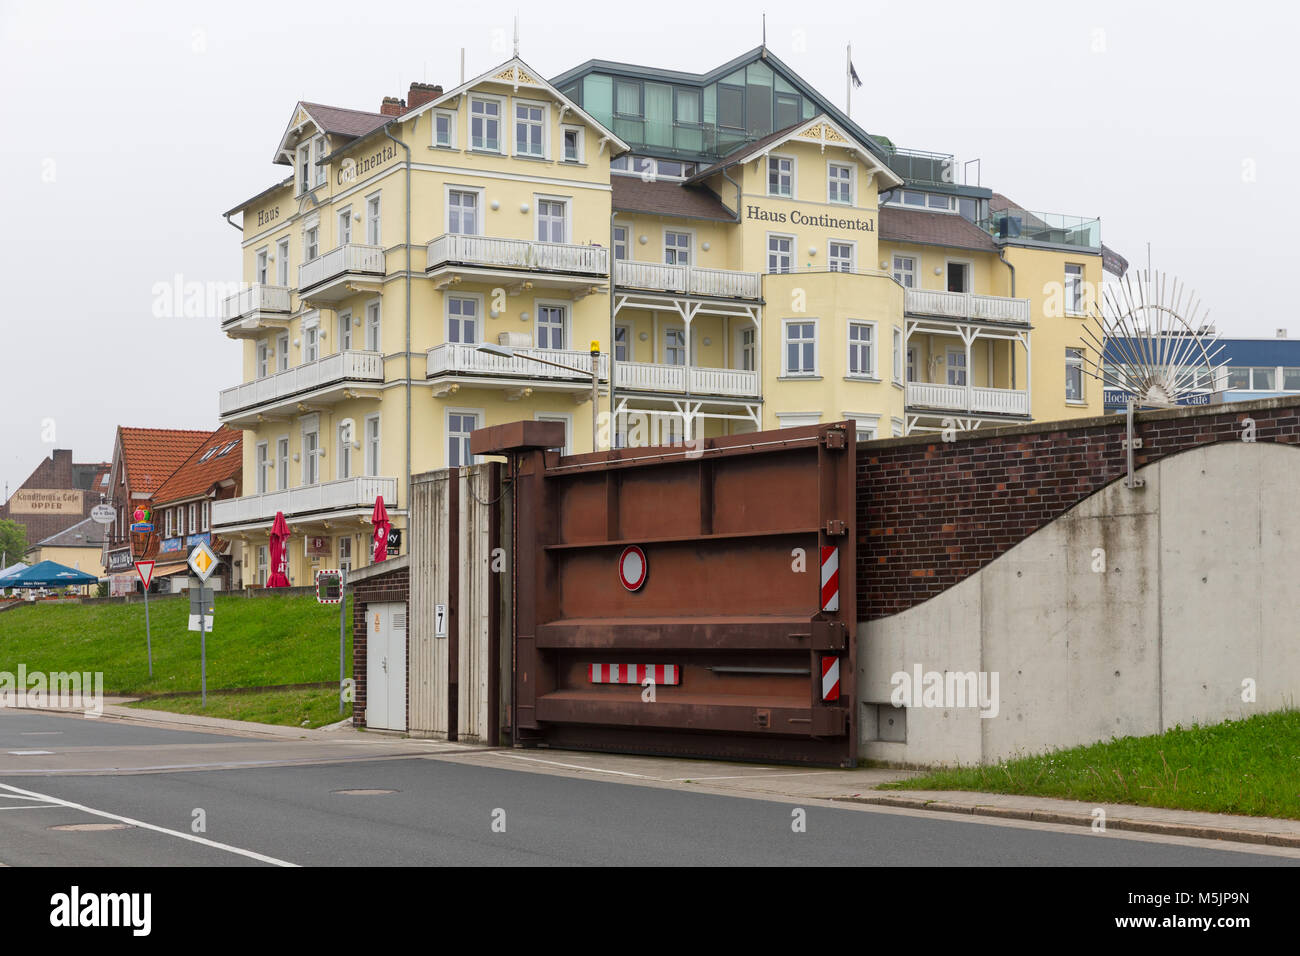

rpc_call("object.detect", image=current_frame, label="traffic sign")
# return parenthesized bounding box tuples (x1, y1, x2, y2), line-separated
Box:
(90, 504, 117, 525)
(618, 545, 647, 592)
(316, 569, 343, 604)
(188, 540, 219, 582)
(134, 560, 155, 589)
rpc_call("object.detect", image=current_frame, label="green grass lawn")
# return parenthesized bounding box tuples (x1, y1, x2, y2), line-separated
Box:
(881, 710, 1300, 819)
(127, 687, 351, 730)
(0, 593, 351, 697)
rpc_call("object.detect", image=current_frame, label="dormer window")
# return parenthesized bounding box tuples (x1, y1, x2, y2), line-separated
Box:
(296, 143, 311, 195)
(767, 155, 794, 197)
(312, 134, 327, 187)
(470, 97, 501, 152)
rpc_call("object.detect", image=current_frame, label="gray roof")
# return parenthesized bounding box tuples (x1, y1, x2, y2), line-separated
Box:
(35, 516, 106, 549)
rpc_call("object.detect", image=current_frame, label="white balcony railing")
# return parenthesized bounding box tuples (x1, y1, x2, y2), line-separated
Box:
(299, 243, 385, 290)
(427, 343, 608, 381)
(219, 350, 384, 416)
(212, 476, 398, 528)
(614, 260, 761, 299)
(687, 366, 760, 397)
(616, 361, 687, 392)
(223, 284, 291, 321)
(906, 382, 1030, 416)
(905, 288, 1031, 324)
(427, 234, 608, 275)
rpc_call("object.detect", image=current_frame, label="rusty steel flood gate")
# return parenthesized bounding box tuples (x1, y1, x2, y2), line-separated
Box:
(474, 420, 857, 766)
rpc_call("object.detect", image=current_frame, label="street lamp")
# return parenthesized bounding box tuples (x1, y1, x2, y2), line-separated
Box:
(476, 341, 602, 452)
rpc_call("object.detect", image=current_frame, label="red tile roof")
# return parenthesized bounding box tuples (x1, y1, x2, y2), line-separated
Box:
(118, 427, 213, 497)
(152, 427, 243, 506)
(879, 207, 999, 253)
(299, 102, 389, 140)
(611, 177, 736, 221)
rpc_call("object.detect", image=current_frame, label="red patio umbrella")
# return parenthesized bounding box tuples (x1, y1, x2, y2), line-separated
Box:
(266, 511, 291, 588)
(371, 495, 391, 563)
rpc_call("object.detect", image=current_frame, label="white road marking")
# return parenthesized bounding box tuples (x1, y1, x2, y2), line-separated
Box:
(0, 782, 299, 867)
(7, 751, 54, 756)
(497, 753, 654, 779)
(0, 804, 60, 811)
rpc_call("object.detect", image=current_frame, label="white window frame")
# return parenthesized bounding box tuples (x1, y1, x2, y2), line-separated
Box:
(337, 310, 353, 351)
(255, 246, 269, 285)
(614, 323, 634, 362)
(664, 228, 694, 266)
(303, 222, 320, 262)
(365, 192, 382, 246)
(256, 341, 270, 378)
(776, 411, 822, 429)
(513, 98, 549, 159)
(446, 407, 485, 468)
(469, 94, 505, 153)
(296, 142, 311, 196)
(275, 237, 290, 286)
(276, 436, 289, 491)
(276, 332, 290, 372)
(612, 222, 631, 261)
(535, 301, 570, 351)
(303, 323, 319, 363)
(364, 414, 381, 476)
(364, 299, 381, 352)
(846, 320, 877, 379)
(312, 134, 327, 187)
(767, 153, 796, 198)
(737, 325, 757, 372)
(782, 318, 819, 377)
(201, 500, 209, 532)
(258, 442, 271, 496)
(892, 253, 917, 288)
(535, 412, 574, 455)
(945, 258, 973, 294)
(827, 161, 855, 205)
(663, 326, 687, 366)
(337, 421, 353, 480)
(446, 292, 484, 345)
(337, 205, 352, 246)
(560, 125, 584, 163)
(1066, 347, 1086, 403)
(893, 327, 904, 385)
(946, 347, 968, 386)
(433, 109, 456, 149)
(828, 239, 856, 273)
(843, 413, 880, 441)
(1065, 263, 1085, 315)
(302, 425, 320, 485)
(445, 184, 485, 236)
(767, 232, 795, 274)
(534, 194, 571, 244)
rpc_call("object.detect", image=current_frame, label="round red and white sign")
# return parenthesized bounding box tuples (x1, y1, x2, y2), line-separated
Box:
(618, 545, 647, 591)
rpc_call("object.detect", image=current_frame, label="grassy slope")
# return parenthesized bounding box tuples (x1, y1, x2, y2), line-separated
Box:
(0, 594, 350, 696)
(128, 687, 351, 730)
(881, 710, 1300, 819)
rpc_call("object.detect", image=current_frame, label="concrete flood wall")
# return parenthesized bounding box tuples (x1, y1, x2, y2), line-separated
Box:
(859, 440, 1300, 765)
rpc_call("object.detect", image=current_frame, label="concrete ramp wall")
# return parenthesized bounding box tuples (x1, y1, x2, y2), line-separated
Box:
(858, 441, 1300, 766)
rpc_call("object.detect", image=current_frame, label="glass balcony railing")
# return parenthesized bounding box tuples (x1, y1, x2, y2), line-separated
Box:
(884, 148, 955, 186)
(978, 209, 1101, 250)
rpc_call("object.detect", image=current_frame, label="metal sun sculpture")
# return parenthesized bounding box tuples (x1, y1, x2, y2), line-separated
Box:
(1079, 270, 1226, 407)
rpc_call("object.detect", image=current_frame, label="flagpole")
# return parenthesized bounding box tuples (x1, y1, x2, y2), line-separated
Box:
(846, 44, 852, 117)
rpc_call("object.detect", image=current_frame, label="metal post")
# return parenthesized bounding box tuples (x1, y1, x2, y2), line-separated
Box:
(143, 586, 153, 678)
(199, 602, 207, 708)
(591, 341, 600, 452)
(339, 569, 347, 714)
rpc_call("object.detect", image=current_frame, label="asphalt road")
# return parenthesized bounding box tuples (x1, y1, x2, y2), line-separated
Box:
(0, 711, 1295, 867)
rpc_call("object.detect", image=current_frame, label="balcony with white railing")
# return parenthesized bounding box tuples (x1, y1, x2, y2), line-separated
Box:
(904, 288, 1031, 325)
(905, 381, 1030, 417)
(212, 476, 398, 530)
(427, 343, 609, 389)
(616, 361, 760, 399)
(426, 234, 608, 290)
(221, 285, 293, 337)
(614, 260, 762, 300)
(298, 244, 385, 302)
(219, 350, 385, 424)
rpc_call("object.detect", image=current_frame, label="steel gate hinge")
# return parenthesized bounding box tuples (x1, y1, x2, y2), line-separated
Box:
(822, 427, 848, 450)
(811, 620, 846, 650)
(824, 519, 847, 536)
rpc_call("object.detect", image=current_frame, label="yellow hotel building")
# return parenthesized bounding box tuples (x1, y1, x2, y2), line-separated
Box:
(215, 47, 1113, 586)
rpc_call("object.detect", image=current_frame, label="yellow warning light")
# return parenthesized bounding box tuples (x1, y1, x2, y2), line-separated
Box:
(590, 339, 600, 354)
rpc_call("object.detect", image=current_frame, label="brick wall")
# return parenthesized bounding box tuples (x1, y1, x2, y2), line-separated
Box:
(856, 397, 1300, 620)
(350, 564, 409, 728)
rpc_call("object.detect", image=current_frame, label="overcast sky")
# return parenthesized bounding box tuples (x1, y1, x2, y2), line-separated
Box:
(1, 0, 1296, 496)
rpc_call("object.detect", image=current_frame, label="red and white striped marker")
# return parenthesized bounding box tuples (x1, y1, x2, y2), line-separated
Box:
(821, 656, 841, 701)
(820, 545, 840, 612)
(589, 663, 680, 686)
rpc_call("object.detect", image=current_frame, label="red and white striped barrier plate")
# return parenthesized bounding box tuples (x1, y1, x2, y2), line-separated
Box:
(820, 545, 840, 612)
(821, 656, 841, 701)
(589, 663, 680, 685)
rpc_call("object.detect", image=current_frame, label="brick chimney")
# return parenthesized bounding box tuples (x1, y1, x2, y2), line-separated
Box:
(408, 82, 443, 110)
(380, 96, 406, 117)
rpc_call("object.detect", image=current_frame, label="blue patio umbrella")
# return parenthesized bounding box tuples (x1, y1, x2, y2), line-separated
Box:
(1, 560, 99, 588)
